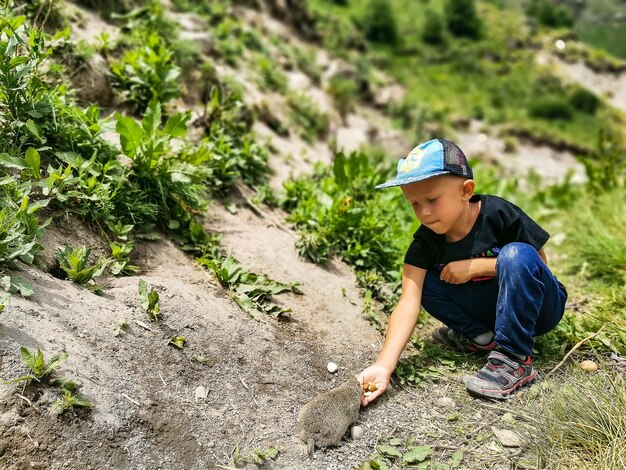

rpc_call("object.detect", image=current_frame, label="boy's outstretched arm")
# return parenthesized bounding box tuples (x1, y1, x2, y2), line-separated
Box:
(356, 264, 426, 406)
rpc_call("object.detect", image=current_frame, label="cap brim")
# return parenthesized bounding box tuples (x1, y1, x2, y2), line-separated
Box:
(375, 170, 451, 189)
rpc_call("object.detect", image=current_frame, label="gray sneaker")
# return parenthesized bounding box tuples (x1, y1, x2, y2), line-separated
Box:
(464, 350, 537, 400)
(432, 327, 496, 354)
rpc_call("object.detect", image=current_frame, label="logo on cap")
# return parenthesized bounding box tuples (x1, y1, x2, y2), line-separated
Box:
(399, 147, 425, 174)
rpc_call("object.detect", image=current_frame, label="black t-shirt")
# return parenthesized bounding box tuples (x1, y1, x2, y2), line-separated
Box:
(404, 194, 549, 281)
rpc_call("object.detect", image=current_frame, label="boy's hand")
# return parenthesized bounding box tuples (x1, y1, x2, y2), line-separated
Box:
(440, 259, 477, 284)
(356, 364, 392, 406)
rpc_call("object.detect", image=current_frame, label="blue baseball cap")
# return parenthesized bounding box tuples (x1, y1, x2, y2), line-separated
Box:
(375, 139, 473, 189)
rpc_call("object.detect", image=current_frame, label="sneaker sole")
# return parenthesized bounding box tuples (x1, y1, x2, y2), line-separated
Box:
(465, 371, 538, 400)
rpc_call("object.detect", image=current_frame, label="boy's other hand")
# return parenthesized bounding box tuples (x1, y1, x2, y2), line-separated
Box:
(440, 259, 479, 284)
(356, 365, 391, 406)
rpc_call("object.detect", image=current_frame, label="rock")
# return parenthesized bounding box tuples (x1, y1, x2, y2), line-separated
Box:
(580, 360, 598, 372)
(373, 84, 405, 109)
(351, 425, 364, 440)
(327, 362, 338, 373)
(194, 385, 208, 400)
(435, 397, 456, 408)
(491, 427, 524, 448)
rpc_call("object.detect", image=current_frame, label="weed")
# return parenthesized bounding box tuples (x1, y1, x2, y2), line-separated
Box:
(168, 335, 186, 349)
(0, 292, 10, 314)
(111, 33, 181, 112)
(51, 389, 93, 414)
(327, 76, 358, 120)
(233, 445, 279, 465)
(138, 279, 160, 321)
(115, 318, 130, 337)
(198, 254, 300, 320)
(523, 369, 626, 468)
(109, 241, 139, 276)
(6, 347, 68, 384)
(115, 100, 208, 230)
(287, 92, 330, 143)
(55, 244, 106, 292)
(255, 55, 288, 93)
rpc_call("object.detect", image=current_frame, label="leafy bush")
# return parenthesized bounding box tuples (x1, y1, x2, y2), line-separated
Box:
(256, 55, 288, 93)
(287, 92, 330, 143)
(445, 0, 482, 39)
(282, 151, 411, 281)
(422, 8, 446, 45)
(115, 100, 208, 229)
(361, 0, 398, 45)
(55, 244, 107, 292)
(111, 34, 181, 112)
(327, 76, 359, 120)
(198, 255, 301, 319)
(6, 347, 68, 384)
(51, 389, 93, 414)
(526, 0, 574, 28)
(528, 97, 573, 120)
(568, 87, 600, 114)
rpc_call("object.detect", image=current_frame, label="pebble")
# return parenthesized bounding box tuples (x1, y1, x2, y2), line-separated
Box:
(327, 362, 338, 373)
(351, 426, 364, 440)
(491, 427, 524, 447)
(435, 397, 456, 408)
(194, 385, 208, 400)
(580, 360, 598, 372)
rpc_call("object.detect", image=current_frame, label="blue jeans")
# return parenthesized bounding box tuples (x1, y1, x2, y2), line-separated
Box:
(421, 242, 567, 357)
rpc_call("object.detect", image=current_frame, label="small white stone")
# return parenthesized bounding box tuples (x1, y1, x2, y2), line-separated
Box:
(194, 385, 208, 400)
(491, 426, 524, 447)
(327, 362, 338, 373)
(351, 426, 364, 440)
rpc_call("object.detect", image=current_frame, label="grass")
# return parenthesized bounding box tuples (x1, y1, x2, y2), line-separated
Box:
(522, 367, 626, 468)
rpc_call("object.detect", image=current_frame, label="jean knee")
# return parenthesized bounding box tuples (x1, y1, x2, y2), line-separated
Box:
(496, 242, 540, 274)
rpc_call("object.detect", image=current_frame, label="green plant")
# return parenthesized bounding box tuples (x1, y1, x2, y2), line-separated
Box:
(6, 347, 68, 384)
(445, 0, 482, 39)
(422, 8, 446, 45)
(55, 244, 106, 291)
(526, 0, 574, 28)
(51, 389, 93, 414)
(568, 87, 600, 114)
(0, 292, 9, 314)
(115, 318, 130, 336)
(528, 97, 573, 120)
(115, 100, 209, 230)
(256, 55, 288, 93)
(138, 279, 160, 321)
(524, 370, 626, 468)
(327, 76, 358, 121)
(198, 255, 300, 320)
(111, 33, 181, 112)
(361, 0, 398, 45)
(109, 241, 139, 276)
(287, 92, 330, 143)
(168, 335, 186, 349)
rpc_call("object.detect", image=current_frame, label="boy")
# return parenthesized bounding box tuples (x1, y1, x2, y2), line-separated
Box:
(357, 139, 567, 402)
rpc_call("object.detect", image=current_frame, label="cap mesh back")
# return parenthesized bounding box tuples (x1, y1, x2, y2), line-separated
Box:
(440, 139, 473, 179)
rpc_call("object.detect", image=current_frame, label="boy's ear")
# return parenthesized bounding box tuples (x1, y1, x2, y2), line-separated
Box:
(462, 179, 475, 200)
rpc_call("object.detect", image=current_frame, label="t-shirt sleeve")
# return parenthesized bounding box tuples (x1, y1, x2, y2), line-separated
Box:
(404, 226, 436, 270)
(501, 202, 549, 250)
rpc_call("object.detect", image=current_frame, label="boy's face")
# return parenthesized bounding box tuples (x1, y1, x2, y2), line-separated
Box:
(401, 174, 474, 234)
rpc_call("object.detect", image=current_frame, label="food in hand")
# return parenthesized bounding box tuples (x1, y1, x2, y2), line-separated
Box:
(361, 382, 378, 393)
